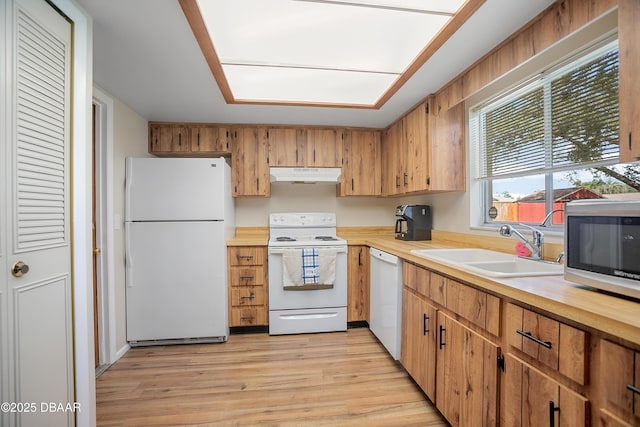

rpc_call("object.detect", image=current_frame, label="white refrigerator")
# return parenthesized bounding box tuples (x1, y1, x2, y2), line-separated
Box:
(125, 157, 234, 345)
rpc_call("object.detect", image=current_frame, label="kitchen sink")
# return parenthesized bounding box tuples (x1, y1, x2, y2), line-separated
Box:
(410, 248, 563, 278)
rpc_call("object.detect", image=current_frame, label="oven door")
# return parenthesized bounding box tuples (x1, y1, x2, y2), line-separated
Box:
(267, 246, 347, 310)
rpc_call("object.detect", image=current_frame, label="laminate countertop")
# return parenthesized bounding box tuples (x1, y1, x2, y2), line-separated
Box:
(228, 227, 640, 345)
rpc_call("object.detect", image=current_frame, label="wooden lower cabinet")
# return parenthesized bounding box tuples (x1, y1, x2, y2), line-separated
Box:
(507, 303, 588, 386)
(228, 246, 268, 326)
(436, 311, 500, 427)
(398, 262, 640, 427)
(347, 245, 369, 322)
(503, 353, 588, 426)
(401, 287, 437, 401)
(598, 340, 640, 426)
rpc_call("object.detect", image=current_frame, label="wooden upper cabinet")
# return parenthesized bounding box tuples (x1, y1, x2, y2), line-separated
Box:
(339, 129, 381, 196)
(149, 124, 190, 154)
(430, 101, 465, 192)
(381, 119, 405, 196)
(231, 127, 270, 197)
(267, 127, 342, 167)
(404, 101, 430, 193)
(381, 97, 463, 196)
(618, 0, 640, 162)
(267, 127, 306, 167)
(308, 128, 342, 167)
(190, 125, 230, 154)
(149, 123, 232, 156)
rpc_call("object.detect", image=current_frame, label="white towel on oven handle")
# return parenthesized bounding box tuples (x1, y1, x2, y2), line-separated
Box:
(282, 248, 338, 288)
(318, 248, 337, 286)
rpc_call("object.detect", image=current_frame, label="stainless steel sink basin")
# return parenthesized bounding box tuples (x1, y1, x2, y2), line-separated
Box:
(410, 248, 563, 278)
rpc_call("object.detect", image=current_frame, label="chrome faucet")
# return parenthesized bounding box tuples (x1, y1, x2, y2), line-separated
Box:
(499, 224, 544, 260)
(498, 208, 565, 261)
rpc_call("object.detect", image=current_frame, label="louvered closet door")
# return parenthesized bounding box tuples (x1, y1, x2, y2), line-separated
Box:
(3, 0, 74, 426)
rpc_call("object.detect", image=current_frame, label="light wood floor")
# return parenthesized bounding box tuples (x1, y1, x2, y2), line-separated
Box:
(96, 328, 449, 426)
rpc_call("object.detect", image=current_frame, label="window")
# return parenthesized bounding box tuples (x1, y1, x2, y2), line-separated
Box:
(471, 40, 640, 228)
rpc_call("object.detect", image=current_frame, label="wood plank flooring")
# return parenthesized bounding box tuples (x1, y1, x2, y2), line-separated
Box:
(96, 328, 448, 426)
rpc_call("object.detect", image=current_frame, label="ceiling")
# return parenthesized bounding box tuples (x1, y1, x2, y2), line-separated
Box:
(77, 0, 556, 128)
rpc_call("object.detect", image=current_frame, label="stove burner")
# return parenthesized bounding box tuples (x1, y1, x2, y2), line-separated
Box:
(315, 236, 338, 241)
(275, 236, 297, 242)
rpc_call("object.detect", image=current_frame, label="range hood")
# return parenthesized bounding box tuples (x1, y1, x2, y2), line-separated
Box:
(269, 167, 341, 184)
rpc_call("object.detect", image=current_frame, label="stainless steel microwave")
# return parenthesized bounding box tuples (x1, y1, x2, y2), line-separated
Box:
(565, 200, 640, 299)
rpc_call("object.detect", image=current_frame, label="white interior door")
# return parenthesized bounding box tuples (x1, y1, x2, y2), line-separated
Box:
(1, 0, 74, 426)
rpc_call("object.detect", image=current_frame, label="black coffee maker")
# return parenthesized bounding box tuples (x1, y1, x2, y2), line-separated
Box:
(395, 204, 432, 241)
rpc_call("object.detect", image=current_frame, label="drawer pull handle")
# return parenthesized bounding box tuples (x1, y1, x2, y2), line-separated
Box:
(239, 275, 255, 279)
(240, 316, 255, 321)
(423, 313, 429, 335)
(238, 255, 254, 260)
(548, 401, 560, 427)
(439, 325, 446, 349)
(240, 295, 255, 300)
(517, 330, 552, 349)
(626, 384, 640, 395)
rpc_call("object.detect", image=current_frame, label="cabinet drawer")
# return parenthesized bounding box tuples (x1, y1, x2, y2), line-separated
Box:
(507, 303, 588, 385)
(446, 279, 500, 336)
(229, 247, 265, 266)
(230, 306, 268, 326)
(230, 286, 267, 306)
(429, 272, 447, 306)
(229, 266, 266, 287)
(402, 262, 430, 297)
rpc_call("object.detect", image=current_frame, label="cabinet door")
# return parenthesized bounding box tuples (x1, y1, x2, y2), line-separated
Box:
(267, 128, 305, 166)
(429, 102, 465, 191)
(404, 101, 429, 193)
(309, 128, 342, 167)
(600, 340, 640, 423)
(618, 0, 640, 162)
(231, 127, 270, 197)
(503, 354, 588, 427)
(381, 120, 404, 196)
(191, 126, 230, 153)
(401, 288, 437, 401)
(149, 124, 189, 154)
(340, 129, 381, 196)
(436, 312, 500, 427)
(347, 245, 369, 322)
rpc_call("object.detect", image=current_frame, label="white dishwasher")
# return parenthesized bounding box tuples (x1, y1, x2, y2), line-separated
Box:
(369, 248, 403, 360)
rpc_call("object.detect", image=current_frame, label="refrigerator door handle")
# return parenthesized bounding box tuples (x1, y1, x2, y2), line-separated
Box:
(125, 158, 133, 221)
(125, 222, 133, 288)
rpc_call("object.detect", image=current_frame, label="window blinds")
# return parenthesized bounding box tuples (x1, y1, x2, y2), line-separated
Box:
(479, 45, 619, 179)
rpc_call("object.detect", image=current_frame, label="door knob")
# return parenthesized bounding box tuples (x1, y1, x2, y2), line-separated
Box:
(12, 261, 29, 277)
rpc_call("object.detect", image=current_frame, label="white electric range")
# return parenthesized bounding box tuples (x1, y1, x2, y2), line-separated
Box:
(267, 212, 348, 335)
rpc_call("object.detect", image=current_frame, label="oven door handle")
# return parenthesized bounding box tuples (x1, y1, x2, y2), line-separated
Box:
(268, 247, 347, 254)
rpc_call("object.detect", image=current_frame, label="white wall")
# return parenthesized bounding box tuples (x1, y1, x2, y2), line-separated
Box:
(236, 184, 431, 227)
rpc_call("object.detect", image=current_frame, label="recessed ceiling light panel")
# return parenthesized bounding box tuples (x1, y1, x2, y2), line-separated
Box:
(183, 0, 482, 107)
